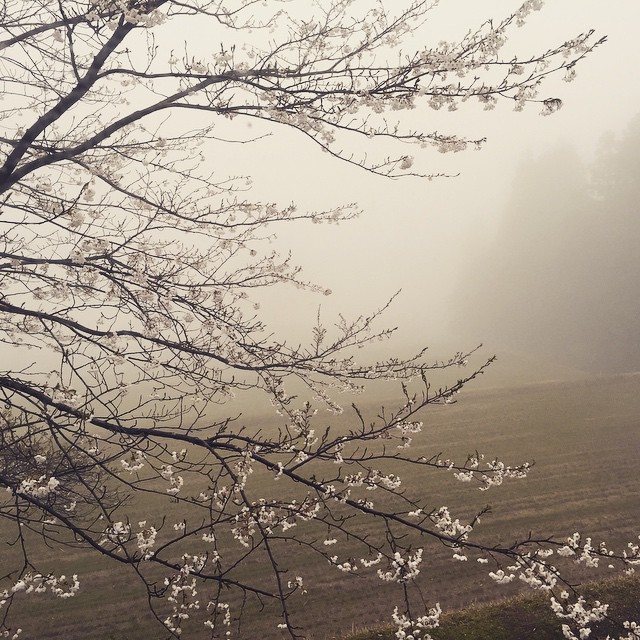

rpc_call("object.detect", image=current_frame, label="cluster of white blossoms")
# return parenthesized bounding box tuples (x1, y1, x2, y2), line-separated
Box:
(120, 449, 146, 473)
(51, 384, 82, 408)
(557, 533, 640, 573)
(223, 497, 320, 543)
(479, 538, 640, 638)
(517, 557, 560, 591)
(620, 621, 640, 640)
(2, 573, 79, 601)
(452, 457, 532, 490)
(86, 0, 167, 27)
(623, 538, 640, 570)
(550, 594, 609, 640)
(232, 449, 255, 493)
(392, 603, 442, 640)
(378, 549, 424, 584)
(160, 465, 184, 495)
(102, 521, 131, 545)
(331, 557, 358, 573)
(328, 550, 385, 573)
(286, 576, 306, 594)
(204, 602, 231, 634)
(364, 469, 403, 491)
(394, 420, 423, 449)
(70, 237, 111, 264)
(488, 569, 516, 584)
(231, 507, 257, 548)
(15, 475, 60, 499)
(488, 548, 579, 592)
(135, 522, 158, 560)
(431, 506, 472, 540)
(162, 554, 208, 637)
(514, 0, 545, 26)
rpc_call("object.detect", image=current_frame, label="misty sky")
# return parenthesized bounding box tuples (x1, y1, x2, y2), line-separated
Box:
(212, 0, 640, 369)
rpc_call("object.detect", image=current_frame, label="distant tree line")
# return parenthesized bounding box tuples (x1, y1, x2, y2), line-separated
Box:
(453, 114, 640, 373)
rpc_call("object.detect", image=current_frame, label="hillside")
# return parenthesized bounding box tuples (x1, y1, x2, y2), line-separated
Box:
(347, 575, 640, 640)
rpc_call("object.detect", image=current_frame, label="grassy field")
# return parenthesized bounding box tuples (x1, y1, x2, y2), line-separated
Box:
(2, 370, 640, 639)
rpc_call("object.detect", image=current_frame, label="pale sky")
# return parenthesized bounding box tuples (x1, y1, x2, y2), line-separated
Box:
(145, 0, 640, 378)
(225, 0, 640, 362)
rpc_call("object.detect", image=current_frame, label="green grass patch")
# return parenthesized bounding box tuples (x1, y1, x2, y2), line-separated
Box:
(347, 575, 640, 640)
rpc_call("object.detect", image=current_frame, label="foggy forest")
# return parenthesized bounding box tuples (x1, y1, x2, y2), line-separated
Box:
(452, 115, 640, 374)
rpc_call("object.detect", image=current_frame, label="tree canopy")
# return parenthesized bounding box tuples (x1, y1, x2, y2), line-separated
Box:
(2, 2, 636, 640)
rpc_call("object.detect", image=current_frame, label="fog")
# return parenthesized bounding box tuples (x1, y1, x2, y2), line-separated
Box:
(451, 120, 640, 374)
(222, 0, 640, 378)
